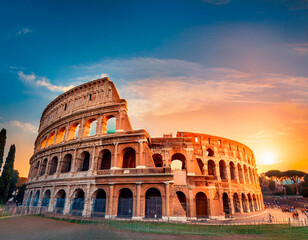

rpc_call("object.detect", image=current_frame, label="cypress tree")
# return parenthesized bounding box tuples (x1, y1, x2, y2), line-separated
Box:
(0, 128, 6, 170)
(0, 144, 16, 203)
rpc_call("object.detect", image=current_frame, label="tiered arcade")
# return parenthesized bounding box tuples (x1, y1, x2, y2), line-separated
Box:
(24, 77, 264, 220)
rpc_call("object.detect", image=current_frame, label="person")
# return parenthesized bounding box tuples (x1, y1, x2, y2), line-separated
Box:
(268, 213, 272, 223)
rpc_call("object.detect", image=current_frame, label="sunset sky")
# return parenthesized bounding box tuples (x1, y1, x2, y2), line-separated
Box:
(1, 0, 308, 177)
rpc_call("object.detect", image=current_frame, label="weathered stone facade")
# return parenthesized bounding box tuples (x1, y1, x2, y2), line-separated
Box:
(24, 77, 264, 220)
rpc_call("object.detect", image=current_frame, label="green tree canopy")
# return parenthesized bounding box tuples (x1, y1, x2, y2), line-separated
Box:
(265, 170, 282, 179)
(282, 170, 306, 196)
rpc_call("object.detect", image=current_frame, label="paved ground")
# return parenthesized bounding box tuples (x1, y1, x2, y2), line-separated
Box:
(0, 216, 261, 240)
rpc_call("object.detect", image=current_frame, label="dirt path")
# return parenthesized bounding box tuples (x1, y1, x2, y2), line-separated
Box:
(0, 216, 258, 240)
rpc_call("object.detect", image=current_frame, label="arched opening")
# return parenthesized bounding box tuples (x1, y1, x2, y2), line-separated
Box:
(33, 161, 40, 177)
(206, 148, 214, 157)
(233, 193, 240, 213)
(78, 151, 90, 171)
(55, 127, 66, 144)
(46, 132, 55, 147)
(68, 123, 80, 140)
(196, 158, 204, 175)
(70, 189, 85, 216)
(152, 154, 163, 167)
(103, 115, 116, 134)
(61, 154, 72, 173)
(241, 193, 247, 212)
(27, 191, 32, 207)
(244, 165, 249, 183)
(176, 191, 187, 215)
(208, 160, 216, 176)
(48, 156, 58, 175)
(248, 193, 253, 212)
(145, 188, 162, 219)
(40, 137, 47, 149)
(40, 159, 47, 176)
(92, 189, 106, 218)
(171, 153, 186, 170)
(229, 162, 236, 180)
(99, 149, 111, 170)
(32, 190, 40, 207)
(195, 192, 208, 218)
(117, 188, 133, 218)
(219, 160, 227, 180)
(122, 148, 136, 168)
(222, 193, 230, 215)
(54, 190, 66, 214)
(41, 190, 51, 208)
(249, 167, 253, 183)
(84, 118, 97, 137)
(238, 164, 243, 183)
(253, 194, 258, 211)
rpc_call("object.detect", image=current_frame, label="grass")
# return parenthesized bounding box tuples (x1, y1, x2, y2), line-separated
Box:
(45, 216, 308, 239)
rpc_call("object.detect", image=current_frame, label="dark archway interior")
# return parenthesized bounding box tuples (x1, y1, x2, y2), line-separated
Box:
(117, 188, 133, 218)
(196, 192, 208, 218)
(145, 188, 162, 219)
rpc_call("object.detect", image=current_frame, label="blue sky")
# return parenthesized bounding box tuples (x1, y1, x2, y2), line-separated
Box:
(1, 0, 308, 176)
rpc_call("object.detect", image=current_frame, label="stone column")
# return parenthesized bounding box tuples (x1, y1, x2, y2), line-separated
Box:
(187, 187, 194, 218)
(63, 186, 72, 215)
(238, 195, 244, 213)
(48, 185, 56, 212)
(164, 181, 170, 218)
(78, 118, 85, 139)
(215, 164, 221, 181)
(136, 140, 144, 168)
(96, 114, 103, 135)
(116, 110, 123, 132)
(229, 196, 235, 214)
(56, 151, 62, 177)
(234, 165, 239, 183)
(226, 164, 231, 183)
(64, 123, 70, 141)
(135, 182, 141, 219)
(111, 143, 119, 169)
(107, 183, 114, 218)
(90, 146, 96, 173)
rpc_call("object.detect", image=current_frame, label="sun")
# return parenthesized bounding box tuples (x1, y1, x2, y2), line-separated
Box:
(260, 151, 277, 165)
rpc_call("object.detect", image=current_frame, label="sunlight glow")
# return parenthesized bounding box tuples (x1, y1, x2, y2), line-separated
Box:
(260, 151, 277, 165)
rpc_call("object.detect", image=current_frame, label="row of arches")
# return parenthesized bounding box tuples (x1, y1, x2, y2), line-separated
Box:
(30, 147, 136, 179)
(38, 116, 116, 150)
(27, 187, 163, 219)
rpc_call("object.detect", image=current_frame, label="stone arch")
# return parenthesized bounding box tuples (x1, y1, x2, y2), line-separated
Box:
(253, 194, 258, 211)
(248, 193, 253, 212)
(46, 132, 55, 147)
(84, 118, 97, 137)
(26, 191, 33, 206)
(176, 191, 187, 216)
(54, 189, 66, 214)
(32, 190, 40, 206)
(241, 193, 247, 212)
(103, 115, 116, 134)
(55, 127, 66, 143)
(196, 158, 204, 175)
(33, 160, 40, 177)
(152, 154, 163, 167)
(237, 164, 243, 183)
(229, 161, 236, 180)
(77, 151, 90, 172)
(41, 190, 51, 208)
(40, 158, 48, 176)
(206, 148, 214, 157)
(91, 188, 106, 218)
(48, 156, 58, 175)
(208, 160, 216, 176)
(219, 160, 227, 180)
(145, 188, 162, 219)
(222, 192, 230, 215)
(122, 147, 136, 168)
(171, 153, 186, 170)
(249, 167, 253, 183)
(243, 165, 249, 183)
(117, 188, 133, 218)
(68, 122, 80, 140)
(40, 136, 47, 149)
(61, 154, 72, 173)
(233, 193, 240, 213)
(195, 192, 208, 218)
(99, 149, 111, 170)
(70, 188, 85, 216)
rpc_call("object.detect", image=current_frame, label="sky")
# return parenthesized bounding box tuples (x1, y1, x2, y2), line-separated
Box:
(1, 0, 308, 177)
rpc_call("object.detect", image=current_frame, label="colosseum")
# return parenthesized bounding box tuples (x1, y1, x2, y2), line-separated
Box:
(24, 77, 264, 220)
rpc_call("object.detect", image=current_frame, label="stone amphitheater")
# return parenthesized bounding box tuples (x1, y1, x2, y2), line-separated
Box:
(24, 77, 264, 220)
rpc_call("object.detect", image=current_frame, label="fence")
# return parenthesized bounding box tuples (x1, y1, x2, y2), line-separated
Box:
(1, 205, 308, 229)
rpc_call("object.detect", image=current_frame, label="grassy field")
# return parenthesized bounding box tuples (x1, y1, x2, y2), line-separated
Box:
(47, 216, 308, 239)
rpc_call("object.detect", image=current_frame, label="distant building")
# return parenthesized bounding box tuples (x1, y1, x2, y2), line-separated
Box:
(24, 78, 264, 220)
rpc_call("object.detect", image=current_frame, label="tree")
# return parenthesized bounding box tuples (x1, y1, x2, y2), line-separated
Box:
(8, 170, 19, 200)
(268, 180, 276, 192)
(0, 128, 6, 170)
(282, 170, 306, 196)
(265, 170, 282, 179)
(0, 144, 16, 203)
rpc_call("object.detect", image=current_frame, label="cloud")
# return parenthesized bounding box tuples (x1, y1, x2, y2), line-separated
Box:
(17, 71, 75, 92)
(287, 43, 308, 55)
(202, 0, 231, 5)
(16, 28, 32, 35)
(9, 120, 37, 134)
(72, 57, 308, 119)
